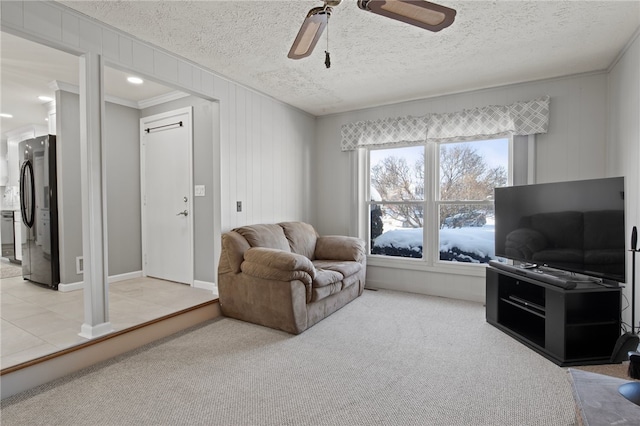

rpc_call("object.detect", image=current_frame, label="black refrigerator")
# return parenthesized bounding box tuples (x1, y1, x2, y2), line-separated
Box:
(19, 135, 60, 289)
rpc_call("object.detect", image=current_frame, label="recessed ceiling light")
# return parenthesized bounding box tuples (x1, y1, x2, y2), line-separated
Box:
(127, 76, 144, 85)
(38, 95, 54, 102)
(0, 113, 13, 118)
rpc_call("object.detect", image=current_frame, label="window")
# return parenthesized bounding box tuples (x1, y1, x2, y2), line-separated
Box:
(367, 137, 510, 265)
(370, 145, 425, 258)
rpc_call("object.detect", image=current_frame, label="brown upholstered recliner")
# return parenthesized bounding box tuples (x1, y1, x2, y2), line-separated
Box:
(217, 222, 366, 334)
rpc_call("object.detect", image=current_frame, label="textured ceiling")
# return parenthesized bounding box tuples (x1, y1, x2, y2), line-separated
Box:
(34, 1, 640, 115)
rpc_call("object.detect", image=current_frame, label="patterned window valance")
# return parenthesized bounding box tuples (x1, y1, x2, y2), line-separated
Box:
(340, 96, 550, 151)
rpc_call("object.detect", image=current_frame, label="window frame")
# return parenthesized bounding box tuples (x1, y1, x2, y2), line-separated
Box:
(362, 135, 515, 274)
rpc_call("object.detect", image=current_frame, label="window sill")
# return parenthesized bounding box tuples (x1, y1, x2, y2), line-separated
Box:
(366, 255, 487, 277)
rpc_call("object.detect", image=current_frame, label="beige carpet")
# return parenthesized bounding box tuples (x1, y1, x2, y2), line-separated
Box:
(1, 289, 579, 425)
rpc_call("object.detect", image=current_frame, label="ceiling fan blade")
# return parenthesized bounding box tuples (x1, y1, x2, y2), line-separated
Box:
(288, 7, 331, 60)
(357, 0, 456, 32)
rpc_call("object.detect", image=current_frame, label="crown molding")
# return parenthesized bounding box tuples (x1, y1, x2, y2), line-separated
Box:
(49, 80, 188, 110)
(3, 124, 48, 140)
(137, 91, 190, 109)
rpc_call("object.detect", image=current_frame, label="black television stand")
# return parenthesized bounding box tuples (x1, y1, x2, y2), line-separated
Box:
(486, 265, 621, 366)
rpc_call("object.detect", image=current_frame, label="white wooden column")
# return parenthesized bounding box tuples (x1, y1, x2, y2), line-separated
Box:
(79, 52, 112, 339)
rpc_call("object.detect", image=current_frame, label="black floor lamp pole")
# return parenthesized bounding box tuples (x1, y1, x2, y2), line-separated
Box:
(633, 244, 636, 335)
(619, 226, 639, 406)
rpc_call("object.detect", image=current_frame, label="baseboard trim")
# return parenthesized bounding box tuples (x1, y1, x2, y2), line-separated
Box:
(57, 271, 144, 293)
(79, 321, 114, 339)
(0, 300, 221, 400)
(364, 276, 484, 304)
(194, 280, 217, 293)
(57, 281, 84, 292)
(109, 271, 143, 283)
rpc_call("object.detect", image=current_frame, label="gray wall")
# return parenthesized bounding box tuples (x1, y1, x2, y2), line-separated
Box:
(56, 90, 82, 284)
(141, 96, 219, 283)
(105, 100, 142, 276)
(314, 72, 611, 303)
(608, 31, 640, 329)
(56, 90, 140, 283)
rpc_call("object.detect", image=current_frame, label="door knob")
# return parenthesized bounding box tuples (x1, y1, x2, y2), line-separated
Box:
(176, 210, 188, 216)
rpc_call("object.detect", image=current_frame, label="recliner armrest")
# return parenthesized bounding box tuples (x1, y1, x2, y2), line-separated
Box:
(315, 236, 365, 262)
(243, 247, 316, 278)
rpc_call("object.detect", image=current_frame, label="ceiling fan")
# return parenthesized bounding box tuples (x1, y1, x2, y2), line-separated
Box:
(287, 0, 457, 64)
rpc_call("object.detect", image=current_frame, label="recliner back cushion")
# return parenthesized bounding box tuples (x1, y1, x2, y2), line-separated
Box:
(234, 224, 291, 252)
(279, 222, 318, 260)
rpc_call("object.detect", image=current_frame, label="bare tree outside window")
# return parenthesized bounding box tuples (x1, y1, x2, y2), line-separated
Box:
(371, 152, 424, 228)
(369, 139, 509, 263)
(439, 144, 507, 228)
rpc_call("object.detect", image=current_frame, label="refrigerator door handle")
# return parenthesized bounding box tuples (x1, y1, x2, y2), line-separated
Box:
(20, 160, 35, 228)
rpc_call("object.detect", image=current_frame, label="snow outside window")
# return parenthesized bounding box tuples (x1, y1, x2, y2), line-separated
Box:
(368, 137, 510, 265)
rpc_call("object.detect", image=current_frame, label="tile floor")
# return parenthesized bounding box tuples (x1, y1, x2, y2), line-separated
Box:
(1, 274, 218, 369)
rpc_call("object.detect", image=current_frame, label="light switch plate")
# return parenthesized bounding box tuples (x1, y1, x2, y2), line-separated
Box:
(194, 185, 205, 197)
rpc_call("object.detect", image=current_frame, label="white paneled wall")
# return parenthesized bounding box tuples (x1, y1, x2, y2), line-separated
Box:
(221, 84, 315, 231)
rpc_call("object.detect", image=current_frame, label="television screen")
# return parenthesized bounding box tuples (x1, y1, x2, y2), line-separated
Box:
(494, 177, 626, 283)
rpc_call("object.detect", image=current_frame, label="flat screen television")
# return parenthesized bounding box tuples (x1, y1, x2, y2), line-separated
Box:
(494, 177, 626, 283)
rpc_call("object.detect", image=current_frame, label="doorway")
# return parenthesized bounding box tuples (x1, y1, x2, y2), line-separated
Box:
(140, 107, 194, 285)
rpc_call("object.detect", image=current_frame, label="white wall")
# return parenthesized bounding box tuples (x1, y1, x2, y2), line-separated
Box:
(608, 30, 640, 329)
(315, 72, 612, 302)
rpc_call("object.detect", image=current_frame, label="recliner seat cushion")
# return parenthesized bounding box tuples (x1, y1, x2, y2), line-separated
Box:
(312, 260, 362, 278)
(312, 282, 343, 302)
(312, 268, 343, 288)
(310, 268, 344, 303)
(341, 274, 359, 289)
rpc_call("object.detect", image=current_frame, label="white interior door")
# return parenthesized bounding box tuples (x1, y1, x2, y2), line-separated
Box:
(141, 108, 193, 285)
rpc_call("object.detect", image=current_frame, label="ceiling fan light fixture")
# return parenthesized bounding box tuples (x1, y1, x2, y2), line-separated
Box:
(288, 6, 332, 59)
(358, 0, 456, 32)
